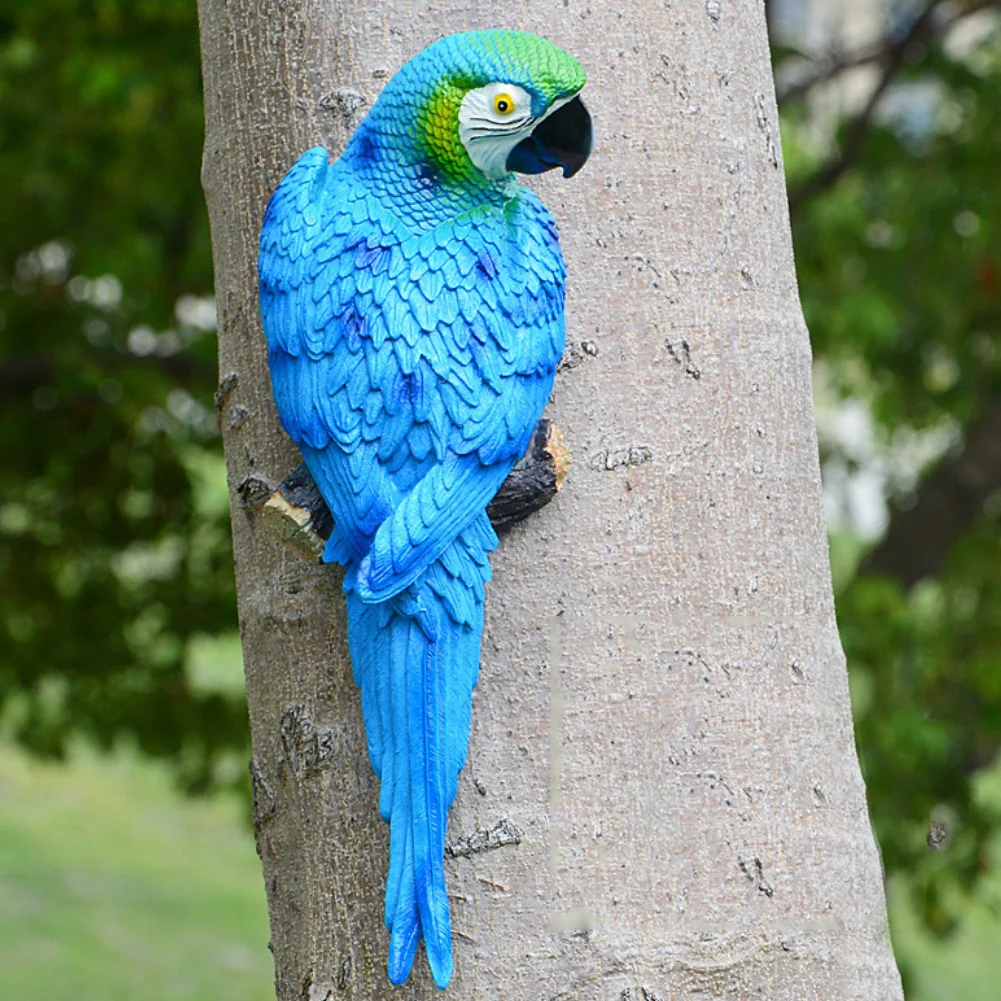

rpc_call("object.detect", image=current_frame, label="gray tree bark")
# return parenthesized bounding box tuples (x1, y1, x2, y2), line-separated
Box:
(198, 2, 904, 999)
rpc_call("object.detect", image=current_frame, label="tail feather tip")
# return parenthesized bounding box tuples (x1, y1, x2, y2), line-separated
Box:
(387, 918, 419, 986)
(429, 948, 453, 990)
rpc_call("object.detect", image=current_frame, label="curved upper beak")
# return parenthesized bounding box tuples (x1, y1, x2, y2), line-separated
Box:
(506, 95, 593, 179)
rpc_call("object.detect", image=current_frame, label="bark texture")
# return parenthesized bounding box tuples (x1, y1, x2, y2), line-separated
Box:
(198, 3, 904, 999)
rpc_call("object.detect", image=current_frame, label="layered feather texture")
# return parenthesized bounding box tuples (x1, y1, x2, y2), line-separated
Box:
(259, 39, 569, 988)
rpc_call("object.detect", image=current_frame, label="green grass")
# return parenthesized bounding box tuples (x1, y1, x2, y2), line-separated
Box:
(0, 742, 273, 1001)
(891, 882, 1001, 1001)
(1, 737, 1000, 1000)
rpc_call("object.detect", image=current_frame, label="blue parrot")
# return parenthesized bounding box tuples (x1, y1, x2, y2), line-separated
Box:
(258, 29, 591, 989)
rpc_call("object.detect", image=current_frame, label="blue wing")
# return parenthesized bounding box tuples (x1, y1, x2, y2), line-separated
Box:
(259, 146, 566, 988)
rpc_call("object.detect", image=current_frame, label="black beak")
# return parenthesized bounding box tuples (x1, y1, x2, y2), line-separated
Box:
(506, 95, 593, 179)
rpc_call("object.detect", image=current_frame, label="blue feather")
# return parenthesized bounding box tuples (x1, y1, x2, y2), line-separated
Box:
(259, 128, 568, 989)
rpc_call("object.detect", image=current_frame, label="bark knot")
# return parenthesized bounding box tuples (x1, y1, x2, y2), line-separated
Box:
(250, 756, 276, 826)
(447, 818, 522, 859)
(590, 445, 654, 472)
(280, 704, 340, 779)
(738, 854, 775, 897)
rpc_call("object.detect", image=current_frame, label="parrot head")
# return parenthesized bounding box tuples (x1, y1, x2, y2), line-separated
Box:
(355, 30, 591, 186)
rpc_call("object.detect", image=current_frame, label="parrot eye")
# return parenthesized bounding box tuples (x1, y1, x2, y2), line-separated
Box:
(457, 82, 536, 179)
(493, 93, 516, 116)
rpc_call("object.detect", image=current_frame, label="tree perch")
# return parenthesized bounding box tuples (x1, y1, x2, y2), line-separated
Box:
(260, 418, 570, 562)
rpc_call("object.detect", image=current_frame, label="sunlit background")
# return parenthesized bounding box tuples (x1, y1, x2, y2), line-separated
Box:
(1, 2, 1000, 998)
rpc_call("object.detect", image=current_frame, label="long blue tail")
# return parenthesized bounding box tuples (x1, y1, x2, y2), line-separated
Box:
(344, 514, 494, 989)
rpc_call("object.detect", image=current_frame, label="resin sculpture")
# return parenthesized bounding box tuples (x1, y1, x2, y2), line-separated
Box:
(258, 29, 591, 988)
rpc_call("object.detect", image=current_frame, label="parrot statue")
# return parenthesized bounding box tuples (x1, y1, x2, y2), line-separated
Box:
(258, 29, 591, 989)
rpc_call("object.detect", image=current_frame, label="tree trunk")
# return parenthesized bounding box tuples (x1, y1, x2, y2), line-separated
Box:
(197, 2, 904, 999)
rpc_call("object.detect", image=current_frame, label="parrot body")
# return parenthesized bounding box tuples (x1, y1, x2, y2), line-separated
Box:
(258, 30, 590, 989)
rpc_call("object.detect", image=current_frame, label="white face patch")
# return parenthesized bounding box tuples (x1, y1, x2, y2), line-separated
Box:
(458, 83, 536, 180)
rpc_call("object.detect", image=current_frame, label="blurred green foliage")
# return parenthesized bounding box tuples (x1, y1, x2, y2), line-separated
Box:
(778, 3, 1001, 956)
(789, 45, 1001, 431)
(0, 0, 245, 792)
(2, 2, 1001, 993)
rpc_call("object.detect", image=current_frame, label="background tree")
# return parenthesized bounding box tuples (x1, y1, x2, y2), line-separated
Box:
(0, 0, 244, 791)
(197, 1, 901, 997)
(772, 0, 1001, 949)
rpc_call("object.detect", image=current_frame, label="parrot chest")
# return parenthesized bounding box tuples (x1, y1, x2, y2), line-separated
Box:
(260, 150, 567, 542)
(319, 187, 565, 464)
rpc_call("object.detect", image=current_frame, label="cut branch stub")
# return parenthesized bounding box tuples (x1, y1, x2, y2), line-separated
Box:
(260, 418, 570, 562)
(486, 418, 570, 529)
